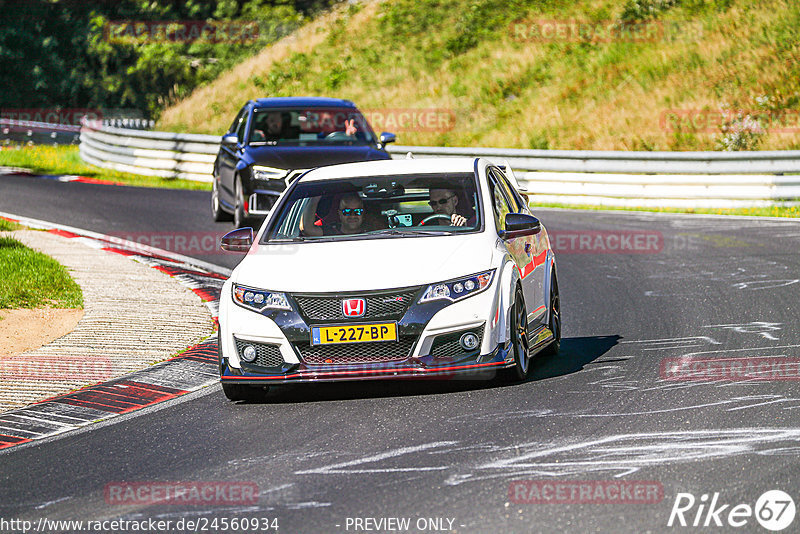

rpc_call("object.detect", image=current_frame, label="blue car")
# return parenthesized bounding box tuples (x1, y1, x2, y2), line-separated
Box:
(212, 97, 396, 227)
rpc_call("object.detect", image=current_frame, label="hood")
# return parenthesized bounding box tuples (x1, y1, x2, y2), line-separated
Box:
(233, 234, 493, 293)
(245, 145, 389, 170)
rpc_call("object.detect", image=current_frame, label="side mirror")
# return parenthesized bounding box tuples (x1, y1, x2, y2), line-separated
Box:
(499, 213, 541, 239)
(220, 227, 253, 252)
(379, 132, 396, 146)
(221, 133, 239, 146)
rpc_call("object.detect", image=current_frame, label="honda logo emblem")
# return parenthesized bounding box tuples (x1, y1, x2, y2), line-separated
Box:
(342, 298, 366, 317)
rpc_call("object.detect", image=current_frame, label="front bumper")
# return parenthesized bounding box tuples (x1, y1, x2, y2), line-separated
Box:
(247, 190, 281, 216)
(219, 279, 511, 384)
(245, 169, 306, 216)
(220, 342, 511, 384)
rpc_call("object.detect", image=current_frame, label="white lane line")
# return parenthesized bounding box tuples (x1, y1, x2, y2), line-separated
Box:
(0, 414, 76, 428)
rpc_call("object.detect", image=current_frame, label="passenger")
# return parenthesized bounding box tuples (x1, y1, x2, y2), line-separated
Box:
(301, 194, 365, 236)
(264, 111, 284, 137)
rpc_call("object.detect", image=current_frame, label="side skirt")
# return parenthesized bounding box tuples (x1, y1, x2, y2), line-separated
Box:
(527, 323, 555, 356)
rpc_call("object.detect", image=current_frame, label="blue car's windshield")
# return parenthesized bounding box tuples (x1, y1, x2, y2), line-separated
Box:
(248, 107, 377, 146)
(264, 172, 482, 243)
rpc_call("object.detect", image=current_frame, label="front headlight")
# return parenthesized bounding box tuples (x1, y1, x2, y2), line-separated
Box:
(252, 165, 288, 181)
(418, 270, 495, 304)
(233, 284, 291, 312)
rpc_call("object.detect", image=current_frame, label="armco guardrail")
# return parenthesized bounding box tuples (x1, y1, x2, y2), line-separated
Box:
(80, 120, 218, 182)
(2, 118, 81, 146)
(78, 121, 800, 208)
(389, 145, 800, 208)
(388, 145, 800, 174)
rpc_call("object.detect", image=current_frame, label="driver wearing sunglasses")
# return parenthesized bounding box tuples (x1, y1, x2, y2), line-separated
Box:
(429, 188, 467, 227)
(301, 193, 365, 236)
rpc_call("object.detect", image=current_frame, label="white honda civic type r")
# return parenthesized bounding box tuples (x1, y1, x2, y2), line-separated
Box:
(217, 157, 560, 401)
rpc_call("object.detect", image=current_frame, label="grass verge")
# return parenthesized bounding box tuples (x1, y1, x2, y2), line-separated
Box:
(0, 219, 20, 231)
(0, 145, 210, 191)
(158, 0, 800, 151)
(0, 237, 83, 309)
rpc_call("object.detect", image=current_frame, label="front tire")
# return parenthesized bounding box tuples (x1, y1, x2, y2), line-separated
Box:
(505, 286, 531, 381)
(219, 338, 267, 401)
(222, 382, 267, 402)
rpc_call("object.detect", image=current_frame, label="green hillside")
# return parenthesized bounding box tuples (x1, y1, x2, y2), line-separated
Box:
(157, 0, 800, 151)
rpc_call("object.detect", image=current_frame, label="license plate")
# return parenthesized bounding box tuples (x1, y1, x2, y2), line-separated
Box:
(311, 323, 397, 345)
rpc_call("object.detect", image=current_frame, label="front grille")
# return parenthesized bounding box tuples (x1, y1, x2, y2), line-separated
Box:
(293, 288, 420, 323)
(430, 326, 485, 359)
(235, 338, 284, 368)
(295, 337, 416, 365)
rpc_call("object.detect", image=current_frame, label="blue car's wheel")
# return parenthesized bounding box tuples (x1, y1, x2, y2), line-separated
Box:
(234, 176, 255, 228)
(212, 178, 233, 222)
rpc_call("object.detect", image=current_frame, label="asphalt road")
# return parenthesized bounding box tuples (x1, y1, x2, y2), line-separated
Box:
(2, 174, 800, 533)
(0, 174, 244, 270)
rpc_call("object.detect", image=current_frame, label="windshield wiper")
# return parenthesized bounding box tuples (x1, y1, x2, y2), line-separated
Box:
(371, 229, 452, 236)
(269, 236, 307, 242)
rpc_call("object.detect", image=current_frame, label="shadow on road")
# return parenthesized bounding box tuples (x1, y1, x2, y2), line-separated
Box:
(230, 334, 621, 404)
(529, 334, 621, 381)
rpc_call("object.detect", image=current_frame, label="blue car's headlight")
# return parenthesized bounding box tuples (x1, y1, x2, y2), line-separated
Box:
(252, 165, 288, 181)
(418, 270, 495, 304)
(233, 284, 291, 312)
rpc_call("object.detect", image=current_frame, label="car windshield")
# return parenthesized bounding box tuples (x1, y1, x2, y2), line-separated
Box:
(248, 107, 376, 146)
(264, 172, 481, 243)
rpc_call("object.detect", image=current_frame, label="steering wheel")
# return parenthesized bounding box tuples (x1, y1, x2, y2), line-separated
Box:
(324, 131, 350, 140)
(419, 214, 452, 226)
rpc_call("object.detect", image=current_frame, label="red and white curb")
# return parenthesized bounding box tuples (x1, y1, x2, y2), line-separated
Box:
(0, 166, 124, 185)
(0, 212, 230, 452)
